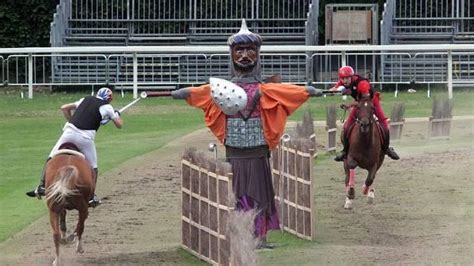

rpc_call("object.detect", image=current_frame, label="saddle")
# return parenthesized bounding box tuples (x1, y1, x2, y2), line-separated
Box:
(51, 142, 85, 159)
(52, 142, 96, 179)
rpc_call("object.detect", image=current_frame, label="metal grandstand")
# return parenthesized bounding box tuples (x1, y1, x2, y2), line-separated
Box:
(381, 0, 474, 85)
(1, 0, 473, 98)
(49, 0, 319, 88)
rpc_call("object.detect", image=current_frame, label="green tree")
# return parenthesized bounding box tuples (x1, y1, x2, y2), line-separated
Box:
(0, 0, 59, 47)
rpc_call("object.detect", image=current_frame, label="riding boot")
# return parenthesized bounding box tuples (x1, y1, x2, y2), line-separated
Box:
(92, 168, 98, 185)
(334, 130, 349, 162)
(88, 168, 101, 208)
(26, 158, 50, 199)
(383, 129, 400, 160)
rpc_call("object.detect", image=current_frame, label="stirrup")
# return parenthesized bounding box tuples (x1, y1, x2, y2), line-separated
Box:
(26, 186, 45, 199)
(88, 194, 101, 208)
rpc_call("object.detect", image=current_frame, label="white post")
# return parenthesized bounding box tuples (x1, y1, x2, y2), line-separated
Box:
(133, 52, 138, 99)
(447, 50, 453, 99)
(28, 54, 33, 99)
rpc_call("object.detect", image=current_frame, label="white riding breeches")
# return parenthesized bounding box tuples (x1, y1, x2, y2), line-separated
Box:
(49, 127, 97, 168)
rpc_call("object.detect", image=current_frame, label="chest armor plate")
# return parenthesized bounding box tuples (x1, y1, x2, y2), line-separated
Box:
(225, 117, 266, 148)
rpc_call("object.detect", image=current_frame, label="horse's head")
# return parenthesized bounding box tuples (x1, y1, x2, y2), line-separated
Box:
(356, 96, 374, 133)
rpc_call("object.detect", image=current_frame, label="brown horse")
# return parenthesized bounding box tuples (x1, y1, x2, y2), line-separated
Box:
(45, 145, 95, 266)
(343, 96, 385, 209)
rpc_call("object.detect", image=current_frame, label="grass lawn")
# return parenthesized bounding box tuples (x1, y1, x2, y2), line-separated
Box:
(0, 91, 203, 242)
(0, 87, 472, 243)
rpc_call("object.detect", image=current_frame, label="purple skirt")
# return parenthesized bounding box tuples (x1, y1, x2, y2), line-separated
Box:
(228, 156, 280, 238)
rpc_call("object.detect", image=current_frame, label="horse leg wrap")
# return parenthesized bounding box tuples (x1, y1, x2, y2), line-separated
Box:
(362, 184, 370, 195)
(349, 169, 355, 188)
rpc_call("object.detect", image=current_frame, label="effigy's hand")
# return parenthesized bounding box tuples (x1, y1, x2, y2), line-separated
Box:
(313, 88, 324, 97)
(307, 86, 324, 97)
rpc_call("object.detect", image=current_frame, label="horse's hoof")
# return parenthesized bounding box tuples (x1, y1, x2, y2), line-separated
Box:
(75, 237, 84, 253)
(52, 257, 59, 266)
(76, 245, 84, 254)
(344, 197, 353, 209)
(367, 190, 375, 204)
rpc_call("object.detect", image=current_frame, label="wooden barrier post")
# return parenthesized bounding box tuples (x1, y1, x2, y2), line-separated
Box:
(326, 105, 337, 152)
(389, 102, 405, 141)
(295, 109, 317, 157)
(428, 98, 453, 140)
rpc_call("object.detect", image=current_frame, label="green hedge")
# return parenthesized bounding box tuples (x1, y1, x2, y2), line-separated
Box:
(0, 0, 59, 48)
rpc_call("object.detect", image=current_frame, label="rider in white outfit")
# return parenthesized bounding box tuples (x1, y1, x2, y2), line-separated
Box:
(26, 88, 123, 207)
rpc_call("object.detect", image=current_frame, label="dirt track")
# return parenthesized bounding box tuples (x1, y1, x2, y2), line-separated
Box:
(0, 120, 473, 265)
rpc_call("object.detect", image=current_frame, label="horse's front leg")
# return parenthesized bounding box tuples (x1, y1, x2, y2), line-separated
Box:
(363, 167, 377, 204)
(344, 159, 357, 209)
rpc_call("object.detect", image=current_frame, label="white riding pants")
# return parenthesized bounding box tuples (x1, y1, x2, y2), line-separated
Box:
(49, 127, 97, 168)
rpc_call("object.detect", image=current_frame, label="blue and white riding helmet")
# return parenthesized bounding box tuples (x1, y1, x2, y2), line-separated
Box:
(96, 87, 113, 102)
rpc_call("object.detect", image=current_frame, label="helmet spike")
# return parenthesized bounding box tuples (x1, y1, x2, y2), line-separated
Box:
(227, 18, 262, 47)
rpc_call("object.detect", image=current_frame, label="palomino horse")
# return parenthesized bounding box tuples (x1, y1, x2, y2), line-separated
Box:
(45, 143, 95, 265)
(343, 96, 385, 209)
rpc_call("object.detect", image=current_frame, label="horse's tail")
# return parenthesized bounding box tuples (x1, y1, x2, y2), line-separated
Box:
(46, 166, 79, 204)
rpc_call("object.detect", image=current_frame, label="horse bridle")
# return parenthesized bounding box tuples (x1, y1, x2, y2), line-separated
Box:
(355, 100, 375, 126)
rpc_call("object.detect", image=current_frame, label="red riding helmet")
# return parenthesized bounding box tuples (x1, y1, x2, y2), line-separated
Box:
(338, 66, 354, 79)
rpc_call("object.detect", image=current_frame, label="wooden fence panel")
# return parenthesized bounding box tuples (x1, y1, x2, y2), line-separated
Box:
(271, 145, 315, 240)
(181, 159, 233, 265)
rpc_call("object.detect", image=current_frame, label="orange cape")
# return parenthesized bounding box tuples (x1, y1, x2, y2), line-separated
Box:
(186, 83, 310, 149)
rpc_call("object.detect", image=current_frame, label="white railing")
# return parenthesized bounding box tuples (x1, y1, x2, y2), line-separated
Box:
(1, 44, 473, 99)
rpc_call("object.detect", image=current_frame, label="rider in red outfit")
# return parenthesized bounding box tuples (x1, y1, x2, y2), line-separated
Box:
(330, 66, 400, 161)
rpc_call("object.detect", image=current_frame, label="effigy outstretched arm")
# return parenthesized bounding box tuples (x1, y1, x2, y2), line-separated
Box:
(171, 88, 191, 99)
